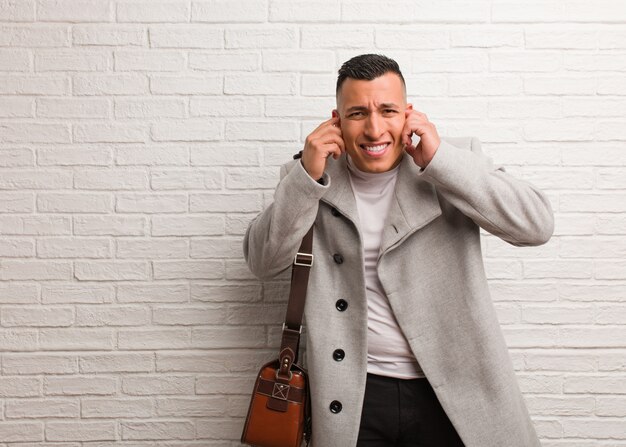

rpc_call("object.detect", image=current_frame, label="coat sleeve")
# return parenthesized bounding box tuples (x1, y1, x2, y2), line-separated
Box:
(417, 137, 554, 247)
(242, 158, 330, 280)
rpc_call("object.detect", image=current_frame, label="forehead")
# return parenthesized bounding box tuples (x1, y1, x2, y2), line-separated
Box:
(337, 72, 406, 108)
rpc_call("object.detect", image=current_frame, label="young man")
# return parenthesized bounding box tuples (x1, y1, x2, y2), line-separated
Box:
(243, 54, 553, 447)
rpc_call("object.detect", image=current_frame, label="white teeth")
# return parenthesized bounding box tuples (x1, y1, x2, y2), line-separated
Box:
(362, 143, 387, 153)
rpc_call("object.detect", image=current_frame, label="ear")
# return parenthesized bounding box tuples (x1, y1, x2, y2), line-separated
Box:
(406, 103, 413, 111)
(332, 109, 341, 125)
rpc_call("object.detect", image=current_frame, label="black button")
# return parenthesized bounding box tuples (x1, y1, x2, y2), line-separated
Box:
(329, 400, 342, 414)
(333, 253, 344, 264)
(331, 207, 340, 217)
(335, 299, 348, 312)
(333, 349, 345, 361)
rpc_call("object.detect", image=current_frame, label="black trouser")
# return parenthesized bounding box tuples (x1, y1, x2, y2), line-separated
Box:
(357, 373, 465, 447)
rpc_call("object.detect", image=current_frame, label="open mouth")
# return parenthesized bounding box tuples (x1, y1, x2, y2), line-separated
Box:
(360, 143, 390, 156)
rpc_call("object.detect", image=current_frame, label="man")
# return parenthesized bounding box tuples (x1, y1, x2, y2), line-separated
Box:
(243, 54, 553, 446)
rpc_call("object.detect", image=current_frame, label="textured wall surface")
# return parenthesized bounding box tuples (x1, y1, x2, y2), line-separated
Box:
(0, 0, 625, 445)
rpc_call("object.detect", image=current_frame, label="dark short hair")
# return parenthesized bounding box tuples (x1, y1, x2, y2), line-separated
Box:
(336, 53, 406, 96)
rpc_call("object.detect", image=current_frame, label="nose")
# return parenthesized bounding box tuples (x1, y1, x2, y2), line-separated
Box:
(364, 112, 384, 140)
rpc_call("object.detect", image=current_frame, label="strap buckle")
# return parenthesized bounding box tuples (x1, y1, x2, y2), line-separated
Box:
(282, 323, 302, 334)
(294, 252, 313, 267)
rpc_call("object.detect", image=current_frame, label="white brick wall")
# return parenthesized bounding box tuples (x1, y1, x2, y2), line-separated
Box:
(0, 0, 625, 445)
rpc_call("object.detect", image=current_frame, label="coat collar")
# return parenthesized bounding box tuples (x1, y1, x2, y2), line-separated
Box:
(320, 152, 442, 255)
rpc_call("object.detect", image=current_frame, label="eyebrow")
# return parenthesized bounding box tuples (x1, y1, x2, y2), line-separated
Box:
(345, 103, 400, 113)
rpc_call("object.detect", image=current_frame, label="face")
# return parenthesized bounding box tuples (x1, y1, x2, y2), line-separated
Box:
(334, 72, 411, 173)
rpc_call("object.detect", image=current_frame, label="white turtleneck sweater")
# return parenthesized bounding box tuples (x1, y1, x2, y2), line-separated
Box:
(346, 155, 425, 379)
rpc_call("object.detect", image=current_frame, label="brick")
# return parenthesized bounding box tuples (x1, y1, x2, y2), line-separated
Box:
(74, 261, 149, 281)
(150, 74, 222, 94)
(597, 305, 626, 324)
(489, 99, 561, 119)
(152, 305, 227, 325)
(81, 398, 152, 418)
(153, 260, 224, 280)
(75, 169, 148, 190)
(492, 2, 562, 23)
(559, 283, 626, 302)
(156, 350, 271, 373)
(114, 98, 186, 118)
(596, 214, 626, 235)
(1, 260, 71, 280)
(565, 375, 626, 394)
(0, 49, 31, 71)
(149, 25, 221, 48)
(114, 50, 185, 71)
(226, 120, 298, 141)
(560, 237, 626, 258)
(597, 121, 626, 141)
(116, 146, 188, 166)
(74, 123, 147, 143)
(562, 145, 626, 166)
(450, 27, 523, 48)
(501, 326, 559, 347)
(195, 374, 254, 394)
(301, 73, 335, 96)
(117, 1, 190, 23)
(554, 213, 595, 236)
(196, 417, 245, 439)
(151, 215, 224, 236)
(0, 330, 38, 351)
(0, 422, 43, 442)
(559, 327, 626, 347)
(6, 399, 79, 418)
(121, 420, 194, 440)
(376, 28, 448, 50)
(596, 168, 626, 189)
(116, 239, 188, 259)
(0, 238, 35, 257)
(524, 260, 592, 279)
(79, 353, 153, 373)
(0, 75, 68, 94)
(490, 51, 561, 72)
(269, 0, 339, 22)
(34, 49, 109, 71)
(46, 422, 116, 442)
(265, 97, 335, 118)
(525, 76, 596, 95)
(37, 0, 112, 22)
(123, 375, 194, 395)
(75, 305, 150, 326)
(37, 193, 111, 213)
(156, 396, 227, 417)
(561, 193, 626, 212)
(484, 259, 522, 279)
(522, 305, 595, 324)
(0, 284, 38, 304)
(595, 261, 626, 279)
(1, 354, 77, 374)
(192, 326, 265, 348)
(44, 375, 116, 395)
(1, 307, 74, 327)
(525, 28, 598, 49)
(39, 328, 114, 350)
(563, 0, 626, 22)
(412, 52, 488, 73)
(225, 26, 296, 48)
(118, 328, 189, 349)
(225, 73, 296, 95)
(74, 216, 146, 236)
(0, 123, 70, 143)
(42, 284, 113, 304)
(117, 283, 189, 303)
(37, 97, 109, 118)
(189, 52, 258, 71)
(37, 238, 111, 258)
(73, 24, 145, 46)
(192, 0, 266, 23)
(191, 143, 260, 166)
(151, 120, 222, 142)
(600, 29, 626, 49)
(263, 50, 334, 72)
(0, 148, 34, 166)
(190, 192, 262, 212)
(525, 396, 594, 416)
(0, 169, 71, 190)
(0, 193, 33, 212)
(599, 75, 626, 95)
(0, 24, 70, 48)
(596, 397, 626, 417)
(116, 193, 187, 213)
(73, 74, 148, 95)
(0, 1, 35, 21)
(38, 147, 112, 166)
(449, 75, 522, 96)
(525, 352, 596, 372)
(0, 377, 40, 397)
(151, 168, 222, 190)
(190, 237, 242, 258)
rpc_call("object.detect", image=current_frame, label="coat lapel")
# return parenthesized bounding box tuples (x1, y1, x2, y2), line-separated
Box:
(320, 155, 360, 229)
(379, 152, 442, 256)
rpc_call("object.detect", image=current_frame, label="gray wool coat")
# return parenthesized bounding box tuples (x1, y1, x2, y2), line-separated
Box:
(243, 136, 554, 447)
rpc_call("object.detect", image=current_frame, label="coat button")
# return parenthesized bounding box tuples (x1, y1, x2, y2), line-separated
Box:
(329, 400, 342, 414)
(331, 207, 341, 217)
(333, 349, 345, 361)
(333, 253, 344, 264)
(335, 299, 348, 312)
